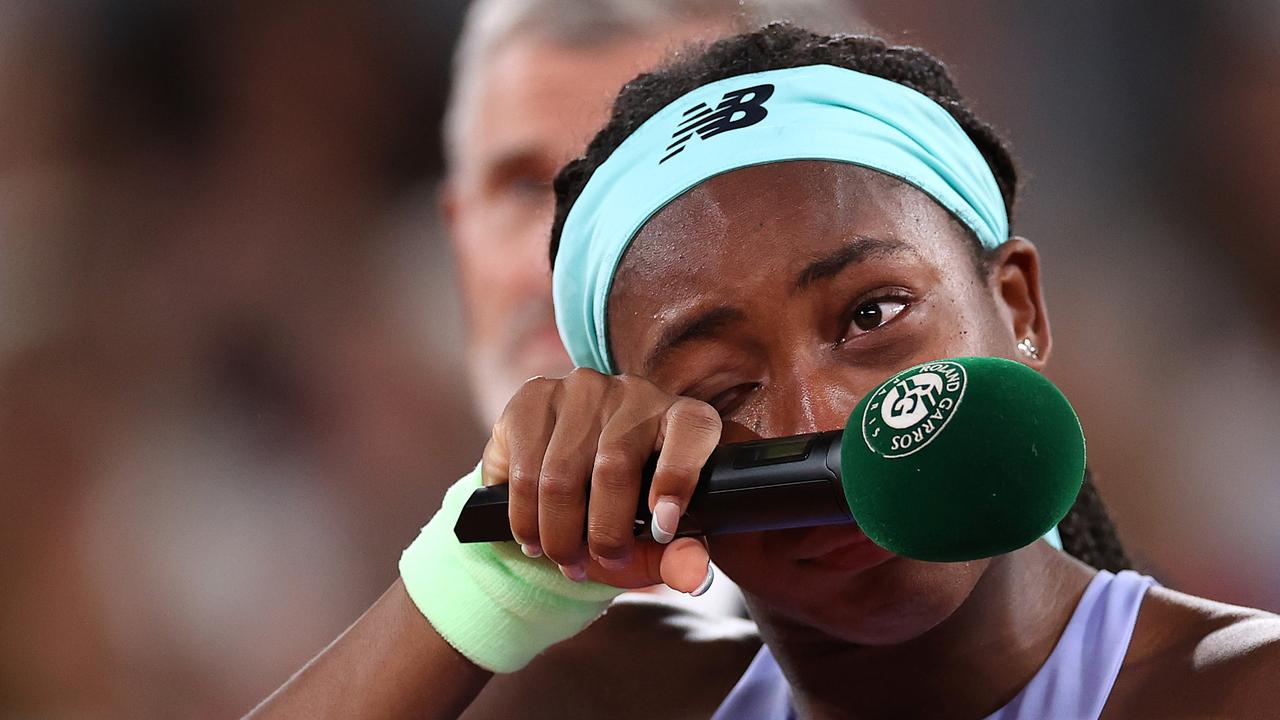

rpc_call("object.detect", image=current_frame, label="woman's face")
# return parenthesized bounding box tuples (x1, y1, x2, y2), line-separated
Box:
(608, 160, 1048, 645)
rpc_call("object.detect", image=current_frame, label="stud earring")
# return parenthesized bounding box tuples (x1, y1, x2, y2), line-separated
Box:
(1017, 337, 1040, 360)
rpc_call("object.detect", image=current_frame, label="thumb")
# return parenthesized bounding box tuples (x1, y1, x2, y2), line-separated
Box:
(659, 537, 713, 595)
(583, 537, 712, 595)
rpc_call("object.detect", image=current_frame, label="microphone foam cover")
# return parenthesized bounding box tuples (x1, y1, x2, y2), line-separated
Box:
(841, 357, 1085, 562)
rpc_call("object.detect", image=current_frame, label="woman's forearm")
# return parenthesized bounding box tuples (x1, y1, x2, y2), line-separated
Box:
(245, 463, 625, 719)
(245, 579, 492, 720)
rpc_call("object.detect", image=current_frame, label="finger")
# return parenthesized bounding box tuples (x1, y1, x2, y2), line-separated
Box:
(538, 375, 606, 578)
(587, 412, 656, 570)
(487, 378, 556, 555)
(583, 538, 665, 589)
(659, 537, 713, 594)
(649, 397, 722, 543)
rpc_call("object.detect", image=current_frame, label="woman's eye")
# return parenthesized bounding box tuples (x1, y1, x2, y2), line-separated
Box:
(847, 298, 908, 336)
(707, 383, 758, 417)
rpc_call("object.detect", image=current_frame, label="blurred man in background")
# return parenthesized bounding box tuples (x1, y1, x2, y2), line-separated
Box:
(442, 0, 865, 427)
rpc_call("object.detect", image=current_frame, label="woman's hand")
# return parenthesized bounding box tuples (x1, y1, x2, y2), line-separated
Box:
(483, 368, 722, 594)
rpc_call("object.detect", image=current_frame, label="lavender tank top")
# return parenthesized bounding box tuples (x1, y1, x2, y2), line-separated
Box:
(711, 570, 1156, 720)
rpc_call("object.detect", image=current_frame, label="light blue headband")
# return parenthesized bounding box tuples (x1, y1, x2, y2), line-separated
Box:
(552, 63, 1010, 376)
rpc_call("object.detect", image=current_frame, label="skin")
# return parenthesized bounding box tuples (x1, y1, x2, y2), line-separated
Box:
(442, 26, 728, 426)
(250, 161, 1279, 719)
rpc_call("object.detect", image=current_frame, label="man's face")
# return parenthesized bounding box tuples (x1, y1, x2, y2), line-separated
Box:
(444, 27, 724, 426)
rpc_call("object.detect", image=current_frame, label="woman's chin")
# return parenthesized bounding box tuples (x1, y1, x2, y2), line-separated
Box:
(746, 556, 990, 647)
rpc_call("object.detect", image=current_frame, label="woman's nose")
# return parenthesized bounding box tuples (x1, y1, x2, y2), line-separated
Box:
(755, 369, 857, 438)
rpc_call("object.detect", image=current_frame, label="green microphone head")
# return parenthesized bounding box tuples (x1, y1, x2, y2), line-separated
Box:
(841, 357, 1085, 562)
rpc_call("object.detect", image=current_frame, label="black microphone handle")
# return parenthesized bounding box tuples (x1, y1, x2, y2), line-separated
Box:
(453, 429, 852, 543)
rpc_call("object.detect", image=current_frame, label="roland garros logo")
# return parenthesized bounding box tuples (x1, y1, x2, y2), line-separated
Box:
(862, 361, 967, 458)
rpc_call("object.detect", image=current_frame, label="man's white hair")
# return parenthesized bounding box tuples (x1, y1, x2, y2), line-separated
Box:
(443, 0, 865, 167)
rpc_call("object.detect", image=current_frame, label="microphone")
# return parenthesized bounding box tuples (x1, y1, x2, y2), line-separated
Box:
(454, 357, 1085, 562)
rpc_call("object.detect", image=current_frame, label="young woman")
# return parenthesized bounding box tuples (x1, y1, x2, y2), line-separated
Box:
(250, 25, 1279, 719)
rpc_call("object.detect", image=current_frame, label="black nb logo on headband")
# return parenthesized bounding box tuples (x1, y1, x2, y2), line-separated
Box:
(660, 84, 774, 164)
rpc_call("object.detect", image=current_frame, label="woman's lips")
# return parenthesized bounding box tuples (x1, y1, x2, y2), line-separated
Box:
(793, 525, 897, 572)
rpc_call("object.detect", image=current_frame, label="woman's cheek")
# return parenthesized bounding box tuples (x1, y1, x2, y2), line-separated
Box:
(707, 533, 775, 590)
(710, 531, 994, 646)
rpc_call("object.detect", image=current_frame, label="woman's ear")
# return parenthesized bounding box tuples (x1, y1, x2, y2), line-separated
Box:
(988, 236, 1051, 369)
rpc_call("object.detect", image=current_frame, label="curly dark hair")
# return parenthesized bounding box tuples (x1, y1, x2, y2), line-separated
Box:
(548, 23, 1131, 573)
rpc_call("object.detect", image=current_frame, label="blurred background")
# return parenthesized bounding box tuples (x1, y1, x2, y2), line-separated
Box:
(0, 0, 1276, 717)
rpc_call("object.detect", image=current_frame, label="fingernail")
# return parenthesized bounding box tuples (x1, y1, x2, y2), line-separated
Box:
(689, 564, 715, 597)
(521, 543, 543, 558)
(560, 563, 588, 582)
(651, 497, 680, 544)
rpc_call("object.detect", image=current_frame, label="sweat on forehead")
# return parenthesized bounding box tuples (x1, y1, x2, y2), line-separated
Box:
(619, 159, 967, 283)
(617, 162, 966, 272)
(606, 161, 971, 339)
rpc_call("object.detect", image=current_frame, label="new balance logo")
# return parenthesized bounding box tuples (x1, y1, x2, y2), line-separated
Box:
(659, 83, 774, 164)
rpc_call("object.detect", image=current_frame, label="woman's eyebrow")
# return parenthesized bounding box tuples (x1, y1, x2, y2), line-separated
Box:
(792, 235, 907, 293)
(643, 305, 747, 375)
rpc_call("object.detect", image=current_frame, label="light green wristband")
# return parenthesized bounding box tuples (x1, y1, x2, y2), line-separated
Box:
(399, 465, 623, 673)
